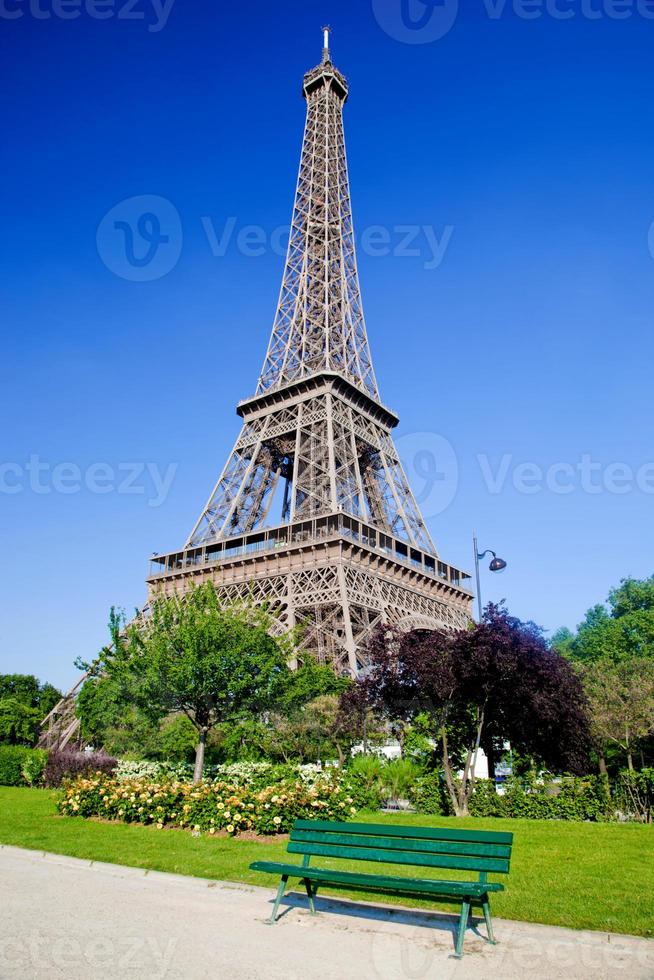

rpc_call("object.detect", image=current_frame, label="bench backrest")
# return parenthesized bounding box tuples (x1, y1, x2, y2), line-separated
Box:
(288, 820, 513, 878)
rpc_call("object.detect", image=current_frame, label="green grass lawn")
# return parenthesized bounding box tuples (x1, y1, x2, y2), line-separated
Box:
(1, 787, 652, 937)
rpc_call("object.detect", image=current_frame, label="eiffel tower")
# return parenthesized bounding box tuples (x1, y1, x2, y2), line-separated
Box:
(39, 32, 473, 746)
(146, 29, 472, 674)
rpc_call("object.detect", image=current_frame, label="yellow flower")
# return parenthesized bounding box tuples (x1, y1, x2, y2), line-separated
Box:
(209, 827, 215, 835)
(157, 823, 163, 830)
(226, 824, 234, 833)
(273, 816, 281, 825)
(194, 824, 200, 831)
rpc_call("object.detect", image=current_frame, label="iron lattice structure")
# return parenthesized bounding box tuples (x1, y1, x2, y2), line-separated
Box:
(147, 34, 472, 674)
(40, 34, 472, 745)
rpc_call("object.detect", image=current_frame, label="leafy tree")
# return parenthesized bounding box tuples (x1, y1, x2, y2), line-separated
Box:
(275, 658, 350, 711)
(157, 714, 198, 762)
(0, 674, 61, 714)
(0, 674, 62, 746)
(553, 575, 654, 664)
(0, 698, 41, 745)
(210, 716, 269, 763)
(578, 657, 654, 771)
(357, 605, 591, 816)
(260, 694, 353, 764)
(89, 585, 292, 781)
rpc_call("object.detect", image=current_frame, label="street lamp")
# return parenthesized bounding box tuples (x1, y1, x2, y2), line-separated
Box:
(473, 531, 507, 621)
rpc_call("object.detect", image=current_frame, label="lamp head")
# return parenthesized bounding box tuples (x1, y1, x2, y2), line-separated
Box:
(489, 556, 507, 572)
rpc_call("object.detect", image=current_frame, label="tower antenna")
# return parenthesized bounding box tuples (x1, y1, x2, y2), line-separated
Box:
(322, 25, 331, 63)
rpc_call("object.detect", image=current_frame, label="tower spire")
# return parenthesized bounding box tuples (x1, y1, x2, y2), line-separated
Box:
(257, 33, 377, 401)
(322, 24, 331, 63)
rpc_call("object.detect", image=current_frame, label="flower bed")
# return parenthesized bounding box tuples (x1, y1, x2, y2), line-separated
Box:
(58, 770, 361, 836)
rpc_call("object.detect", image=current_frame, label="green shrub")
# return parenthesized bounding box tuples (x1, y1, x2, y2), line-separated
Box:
(467, 778, 508, 817)
(407, 770, 448, 815)
(0, 746, 48, 786)
(382, 758, 421, 803)
(347, 754, 385, 808)
(615, 769, 654, 822)
(21, 749, 48, 787)
(464, 775, 613, 822)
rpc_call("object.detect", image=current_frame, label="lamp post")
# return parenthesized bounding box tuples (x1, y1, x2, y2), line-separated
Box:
(473, 531, 507, 621)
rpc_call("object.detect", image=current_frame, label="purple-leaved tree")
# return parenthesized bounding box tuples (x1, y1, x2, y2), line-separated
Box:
(352, 604, 592, 816)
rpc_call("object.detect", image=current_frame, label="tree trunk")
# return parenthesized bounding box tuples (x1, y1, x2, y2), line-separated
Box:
(441, 727, 468, 816)
(193, 729, 207, 784)
(484, 735, 497, 782)
(598, 754, 608, 776)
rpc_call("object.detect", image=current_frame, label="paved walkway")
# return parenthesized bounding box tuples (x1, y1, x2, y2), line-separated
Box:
(1, 845, 652, 979)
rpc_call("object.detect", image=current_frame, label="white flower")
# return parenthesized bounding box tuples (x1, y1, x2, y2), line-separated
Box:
(273, 816, 282, 825)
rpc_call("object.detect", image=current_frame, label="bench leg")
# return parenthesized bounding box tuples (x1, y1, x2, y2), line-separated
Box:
(481, 894, 497, 945)
(304, 880, 318, 915)
(268, 875, 288, 924)
(452, 899, 471, 959)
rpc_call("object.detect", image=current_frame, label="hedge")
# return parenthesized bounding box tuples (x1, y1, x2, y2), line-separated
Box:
(0, 746, 49, 786)
(44, 749, 118, 788)
(409, 772, 618, 821)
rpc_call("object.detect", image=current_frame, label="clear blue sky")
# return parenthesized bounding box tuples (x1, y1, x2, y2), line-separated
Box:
(2, 1, 653, 690)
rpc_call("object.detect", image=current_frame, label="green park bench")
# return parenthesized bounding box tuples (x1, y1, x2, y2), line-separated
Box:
(250, 819, 513, 959)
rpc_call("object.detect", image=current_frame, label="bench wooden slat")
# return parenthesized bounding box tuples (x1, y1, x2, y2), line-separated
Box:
(249, 861, 505, 896)
(287, 840, 510, 873)
(290, 828, 512, 860)
(293, 819, 513, 846)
